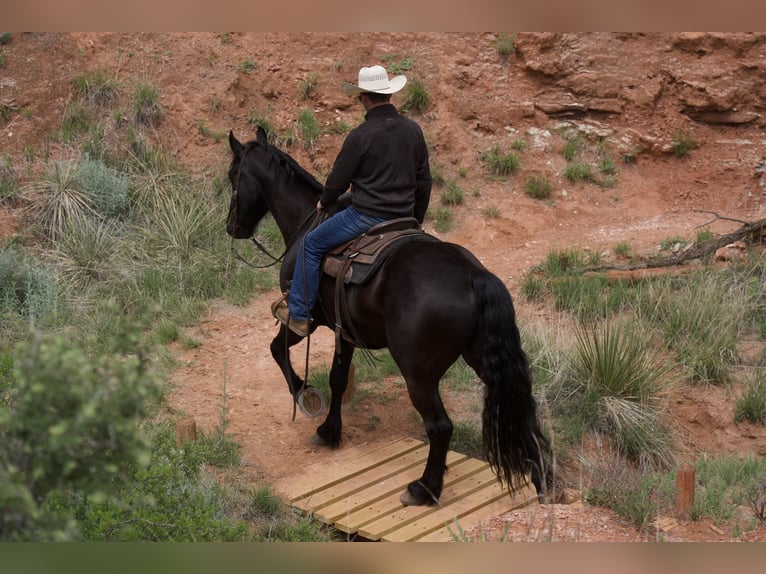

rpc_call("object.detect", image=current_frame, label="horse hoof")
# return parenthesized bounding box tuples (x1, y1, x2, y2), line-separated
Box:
(399, 490, 422, 506)
(309, 433, 329, 447)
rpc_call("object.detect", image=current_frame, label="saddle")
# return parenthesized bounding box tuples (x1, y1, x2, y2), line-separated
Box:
(323, 217, 432, 284)
(320, 217, 438, 349)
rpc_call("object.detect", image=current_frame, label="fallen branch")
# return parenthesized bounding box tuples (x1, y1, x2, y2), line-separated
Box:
(580, 214, 766, 275)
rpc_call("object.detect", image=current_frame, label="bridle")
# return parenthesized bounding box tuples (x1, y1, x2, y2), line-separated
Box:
(228, 142, 286, 269)
(229, 144, 325, 268)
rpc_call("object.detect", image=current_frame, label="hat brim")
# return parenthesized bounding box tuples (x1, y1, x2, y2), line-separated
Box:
(342, 75, 407, 96)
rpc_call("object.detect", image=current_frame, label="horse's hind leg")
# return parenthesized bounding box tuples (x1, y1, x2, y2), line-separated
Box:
(313, 339, 354, 448)
(400, 377, 453, 506)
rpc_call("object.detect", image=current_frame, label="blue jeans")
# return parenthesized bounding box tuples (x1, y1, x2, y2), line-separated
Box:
(288, 206, 386, 321)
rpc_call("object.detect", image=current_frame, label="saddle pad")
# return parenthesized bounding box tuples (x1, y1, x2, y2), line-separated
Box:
(324, 231, 439, 285)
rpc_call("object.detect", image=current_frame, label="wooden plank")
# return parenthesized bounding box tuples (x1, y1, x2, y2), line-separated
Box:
(360, 464, 499, 541)
(404, 485, 538, 542)
(292, 443, 430, 512)
(339, 457, 488, 538)
(279, 437, 423, 502)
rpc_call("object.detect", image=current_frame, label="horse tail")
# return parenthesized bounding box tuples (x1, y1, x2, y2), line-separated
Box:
(472, 271, 551, 495)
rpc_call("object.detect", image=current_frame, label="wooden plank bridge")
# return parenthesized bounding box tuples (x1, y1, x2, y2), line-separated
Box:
(277, 437, 538, 541)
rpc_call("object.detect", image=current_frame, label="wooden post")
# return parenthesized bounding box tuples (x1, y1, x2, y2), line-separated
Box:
(342, 364, 356, 404)
(176, 418, 197, 447)
(676, 465, 695, 515)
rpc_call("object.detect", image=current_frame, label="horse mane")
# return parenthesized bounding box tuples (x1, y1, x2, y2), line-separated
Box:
(255, 139, 323, 197)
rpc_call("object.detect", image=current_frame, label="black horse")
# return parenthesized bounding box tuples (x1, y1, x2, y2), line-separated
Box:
(226, 127, 552, 506)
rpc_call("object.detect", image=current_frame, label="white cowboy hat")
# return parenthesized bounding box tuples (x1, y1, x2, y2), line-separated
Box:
(342, 65, 407, 96)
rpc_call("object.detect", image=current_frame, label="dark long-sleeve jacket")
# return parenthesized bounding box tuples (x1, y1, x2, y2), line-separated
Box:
(319, 104, 432, 223)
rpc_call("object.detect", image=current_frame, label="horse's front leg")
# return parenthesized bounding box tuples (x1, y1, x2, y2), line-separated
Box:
(269, 324, 308, 397)
(313, 339, 355, 448)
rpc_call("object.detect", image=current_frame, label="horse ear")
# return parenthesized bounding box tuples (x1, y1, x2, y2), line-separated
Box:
(256, 126, 268, 146)
(229, 130, 244, 155)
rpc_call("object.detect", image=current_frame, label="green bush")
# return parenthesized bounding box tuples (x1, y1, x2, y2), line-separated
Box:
(0, 247, 58, 327)
(0, 325, 161, 540)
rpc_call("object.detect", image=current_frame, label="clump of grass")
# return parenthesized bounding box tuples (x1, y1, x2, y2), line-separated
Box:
(247, 110, 275, 143)
(493, 33, 516, 60)
(670, 128, 697, 158)
(524, 174, 553, 199)
(658, 270, 745, 384)
(381, 54, 414, 75)
(482, 206, 500, 219)
(564, 162, 594, 183)
(439, 180, 464, 206)
(563, 136, 583, 161)
(480, 145, 520, 177)
(237, 59, 258, 74)
(72, 69, 120, 107)
(583, 450, 672, 531)
(613, 241, 632, 259)
(132, 82, 163, 126)
(299, 72, 319, 100)
(429, 206, 454, 233)
(59, 102, 91, 142)
(693, 455, 766, 524)
(400, 77, 429, 114)
(297, 109, 320, 149)
(734, 374, 766, 425)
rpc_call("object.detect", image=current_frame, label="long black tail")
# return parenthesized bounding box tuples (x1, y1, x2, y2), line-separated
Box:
(472, 271, 551, 495)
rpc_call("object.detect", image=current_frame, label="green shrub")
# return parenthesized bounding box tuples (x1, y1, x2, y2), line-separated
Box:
(0, 325, 161, 540)
(0, 247, 58, 327)
(77, 157, 130, 217)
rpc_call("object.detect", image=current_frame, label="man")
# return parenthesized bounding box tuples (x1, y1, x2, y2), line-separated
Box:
(272, 64, 432, 336)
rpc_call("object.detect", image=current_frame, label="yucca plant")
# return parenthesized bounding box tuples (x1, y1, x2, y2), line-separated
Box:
(24, 159, 95, 239)
(47, 216, 120, 285)
(572, 321, 675, 468)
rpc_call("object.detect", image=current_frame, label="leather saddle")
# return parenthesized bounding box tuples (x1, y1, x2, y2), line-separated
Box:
(319, 217, 438, 349)
(322, 217, 435, 284)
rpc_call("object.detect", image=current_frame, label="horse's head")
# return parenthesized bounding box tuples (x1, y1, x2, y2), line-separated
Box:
(226, 128, 270, 239)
